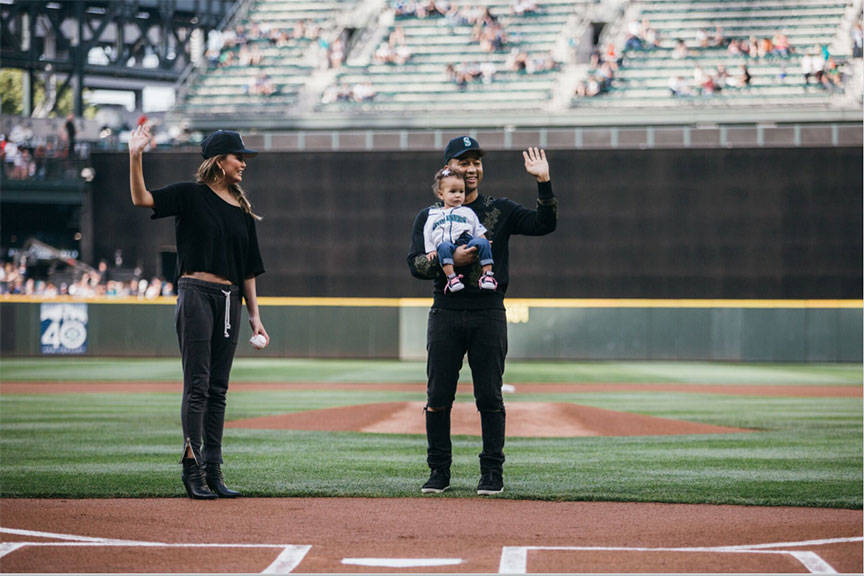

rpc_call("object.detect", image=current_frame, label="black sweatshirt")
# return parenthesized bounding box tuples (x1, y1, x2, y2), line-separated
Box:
(407, 181, 557, 310)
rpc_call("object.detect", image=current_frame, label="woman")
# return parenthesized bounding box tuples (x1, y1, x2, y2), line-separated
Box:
(129, 126, 269, 499)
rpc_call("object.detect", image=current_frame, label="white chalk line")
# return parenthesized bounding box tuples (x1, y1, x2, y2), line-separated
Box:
(3, 526, 860, 574)
(342, 558, 463, 567)
(0, 526, 311, 573)
(498, 536, 864, 574)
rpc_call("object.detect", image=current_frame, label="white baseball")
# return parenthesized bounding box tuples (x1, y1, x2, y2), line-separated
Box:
(250, 334, 267, 349)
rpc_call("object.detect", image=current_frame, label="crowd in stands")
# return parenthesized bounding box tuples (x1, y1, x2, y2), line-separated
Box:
(206, 21, 323, 68)
(575, 44, 620, 97)
(446, 61, 497, 87)
(205, 18, 346, 76)
(394, 0, 540, 21)
(392, 1, 528, 53)
(374, 26, 414, 65)
(1, 116, 81, 180)
(0, 260, 174, 300)
(321, 81, 377, 104)
(443, 49, 558, 89)
(575, 14, 859, 101)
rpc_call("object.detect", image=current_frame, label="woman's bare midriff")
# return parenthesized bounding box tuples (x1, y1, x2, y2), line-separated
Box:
(181, 272, 231, 285)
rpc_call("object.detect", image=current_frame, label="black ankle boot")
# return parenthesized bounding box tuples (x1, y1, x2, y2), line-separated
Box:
(205, 462, 241, 498)
(181, 458, 217, 500)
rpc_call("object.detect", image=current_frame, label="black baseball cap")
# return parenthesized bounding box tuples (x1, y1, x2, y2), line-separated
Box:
(444, 136, 484, 162)
(201, 130, 258, 159)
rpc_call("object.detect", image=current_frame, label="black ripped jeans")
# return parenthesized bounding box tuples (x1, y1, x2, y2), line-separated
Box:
(425, 307, 508, 473)
(175, 277, 241, 465)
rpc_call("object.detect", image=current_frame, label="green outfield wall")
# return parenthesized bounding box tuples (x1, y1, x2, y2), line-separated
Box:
(1, 298, 860, 362)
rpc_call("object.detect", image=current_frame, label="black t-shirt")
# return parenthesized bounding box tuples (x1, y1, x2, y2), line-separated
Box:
(150, 182, 265, 296)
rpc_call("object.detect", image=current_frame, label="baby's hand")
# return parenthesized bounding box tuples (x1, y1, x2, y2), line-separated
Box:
(426, 251, 437, 261)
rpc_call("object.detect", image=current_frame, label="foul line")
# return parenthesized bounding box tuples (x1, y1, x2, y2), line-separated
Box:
(498, 536, 864, 574)
(0, 527, 311, 574)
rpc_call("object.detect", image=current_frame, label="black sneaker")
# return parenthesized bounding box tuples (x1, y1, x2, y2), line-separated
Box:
(477, 470, 504, 495)
(421, 468, 450, 494)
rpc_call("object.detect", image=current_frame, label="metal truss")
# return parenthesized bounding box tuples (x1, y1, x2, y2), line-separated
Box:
(0, 0, 237, 115)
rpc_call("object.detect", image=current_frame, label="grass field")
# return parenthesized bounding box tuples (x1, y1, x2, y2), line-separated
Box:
(0, 359, 861, 508)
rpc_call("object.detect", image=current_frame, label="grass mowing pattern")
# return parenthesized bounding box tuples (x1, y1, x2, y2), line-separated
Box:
(0, 360, 861, 507)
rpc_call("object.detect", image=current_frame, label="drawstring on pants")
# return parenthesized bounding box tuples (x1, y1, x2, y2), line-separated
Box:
(221, 289, 232, 338)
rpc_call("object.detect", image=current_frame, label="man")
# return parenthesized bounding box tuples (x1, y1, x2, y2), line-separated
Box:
(407, 136, 557, 495)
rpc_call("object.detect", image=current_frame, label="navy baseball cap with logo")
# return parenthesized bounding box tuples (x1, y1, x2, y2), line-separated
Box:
(444, 136, 484, 162)
(201, 130, 258, 159)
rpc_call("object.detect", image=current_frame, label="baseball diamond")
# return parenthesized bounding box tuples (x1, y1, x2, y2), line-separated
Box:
(0, 358, 861, 573)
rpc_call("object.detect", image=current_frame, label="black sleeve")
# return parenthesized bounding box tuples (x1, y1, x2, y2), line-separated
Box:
(507, 180, 558, 236)
(245, 216, 265, 278)
(407, 207, 441, 280)
(150, 182, 194, 220)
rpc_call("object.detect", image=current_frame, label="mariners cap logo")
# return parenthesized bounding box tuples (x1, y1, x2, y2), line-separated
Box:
(444, 136, 484, 161)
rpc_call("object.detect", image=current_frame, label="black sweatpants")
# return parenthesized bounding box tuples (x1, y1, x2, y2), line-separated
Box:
(175, 277, 241, 464)
(425, 307, 507, 473)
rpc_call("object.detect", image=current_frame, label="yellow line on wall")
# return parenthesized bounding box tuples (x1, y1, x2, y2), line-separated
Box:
(2, 295, 861, 309)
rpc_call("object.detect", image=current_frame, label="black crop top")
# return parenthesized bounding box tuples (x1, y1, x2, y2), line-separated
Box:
(150, 182, 265, 294)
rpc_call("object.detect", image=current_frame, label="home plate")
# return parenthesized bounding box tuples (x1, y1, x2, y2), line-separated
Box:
(502, 384, 516, 393)
(341, 558, 463, 567)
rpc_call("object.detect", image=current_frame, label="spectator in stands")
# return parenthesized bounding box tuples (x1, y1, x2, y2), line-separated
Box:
(395, 0, 415, 18)
(250, 73, 276, 96)
(693, 65, 716, 95)
(510, 0, 537, 16)
(12, 146, 34, 179)
(821, 57, 843, 90)
(668, 75, 691, 97)
(575, 75, 601, 97)
(625, 20, 643, 51)
(643, 20, 660, 49)
(756, 37, 773, 59)
(714, 65, 729, 91)
(697, 28, 710, 49)
(526, 51, 558, 74)
(726, 38, 741, 56)
(480, 61, 496, 84)
(352, 81, 377, 102)
(605, 43, 621, 69)
(852, 22, 863, 58)
(728, 64, 751, 88)
(273, 28, 292, 47)
(771, 32, 791, 58)
(443, 3, 463, 28)
(374, 42, 396, 64)
(328, 35, 346, 69)
(218, 50, 235, 67)
(64, 114, 77, 157)
(672, 39, 689, 59)
(506, 48, 528, 72)
(801, 50, 823, 86)
(389, 26, 406, 47)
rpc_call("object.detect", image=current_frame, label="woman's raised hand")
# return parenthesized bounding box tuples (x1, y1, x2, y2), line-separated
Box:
(128, 124, 151, 156)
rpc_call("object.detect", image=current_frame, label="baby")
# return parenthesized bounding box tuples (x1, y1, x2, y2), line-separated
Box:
(423, 167, 497, 292)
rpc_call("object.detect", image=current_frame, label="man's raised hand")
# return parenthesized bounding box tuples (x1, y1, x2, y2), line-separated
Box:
(523, 147, 550, 183)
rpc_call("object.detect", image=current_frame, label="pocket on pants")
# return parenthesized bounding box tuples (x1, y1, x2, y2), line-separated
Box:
(427, 308, 457, 345)
(177, 289, 212, 343)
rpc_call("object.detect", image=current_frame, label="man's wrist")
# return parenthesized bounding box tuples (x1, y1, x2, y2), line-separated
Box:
(537, 180, 553, 199)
